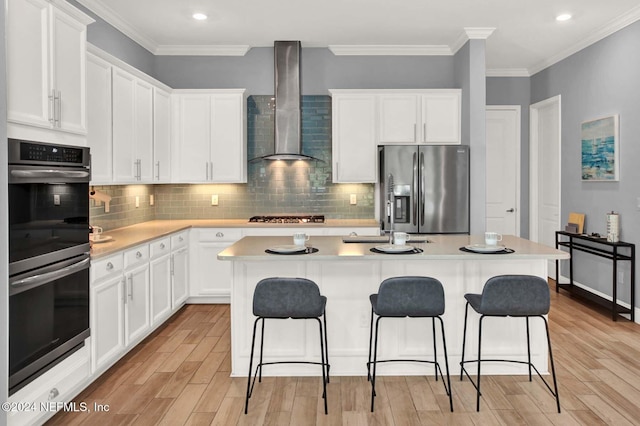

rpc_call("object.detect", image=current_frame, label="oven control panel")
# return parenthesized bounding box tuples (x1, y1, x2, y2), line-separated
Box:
(9, 138, 90, 167)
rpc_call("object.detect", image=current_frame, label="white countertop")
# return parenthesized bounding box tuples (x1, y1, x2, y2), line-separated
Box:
(90, 219, 379, 259)
(218, 234, 570, 261)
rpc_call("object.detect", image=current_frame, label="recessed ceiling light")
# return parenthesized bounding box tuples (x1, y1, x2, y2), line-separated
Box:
(556, 13, 572, 22)
(193, 13, 208, 21)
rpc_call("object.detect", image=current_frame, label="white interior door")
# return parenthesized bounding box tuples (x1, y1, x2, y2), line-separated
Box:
(530, 96, 561, 277)
(486, 106, 520, 236)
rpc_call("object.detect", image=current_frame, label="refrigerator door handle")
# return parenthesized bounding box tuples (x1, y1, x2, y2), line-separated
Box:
(420, 151, 425, 226)
(412, 152, 418, 226)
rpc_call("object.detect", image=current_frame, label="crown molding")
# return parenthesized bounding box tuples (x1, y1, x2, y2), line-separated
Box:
(528, 4, 640, 75)
(155, 45, 251, 56)
(76, 0, 157, 53)
(451, 27, 496, 54)
(486, 68, 531, 77)
(329, 45, 453, 56)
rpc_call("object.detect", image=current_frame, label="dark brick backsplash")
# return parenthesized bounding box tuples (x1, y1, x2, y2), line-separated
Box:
(90, 95, 375, 230)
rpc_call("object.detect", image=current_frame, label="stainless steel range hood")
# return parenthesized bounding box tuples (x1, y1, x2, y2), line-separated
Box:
(253, 41, 320, 161)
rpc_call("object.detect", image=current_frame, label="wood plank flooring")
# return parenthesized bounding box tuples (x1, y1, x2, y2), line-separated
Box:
(49, 283, 640, 425)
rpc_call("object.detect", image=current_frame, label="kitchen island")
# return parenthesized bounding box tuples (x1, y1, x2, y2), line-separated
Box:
(219, 234, 569, 377)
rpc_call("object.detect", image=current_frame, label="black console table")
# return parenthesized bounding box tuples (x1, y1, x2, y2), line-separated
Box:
(555, 231, 635, 321)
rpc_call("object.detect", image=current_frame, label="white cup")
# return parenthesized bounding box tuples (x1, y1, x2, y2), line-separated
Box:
(485, 232, 502, 246)
(92, 226, 103, 240)
(293, 232, 310, 246)
(393, 232, 411, 246)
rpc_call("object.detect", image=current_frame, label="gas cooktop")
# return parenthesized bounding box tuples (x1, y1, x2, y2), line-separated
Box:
(248, 215, 325, 224)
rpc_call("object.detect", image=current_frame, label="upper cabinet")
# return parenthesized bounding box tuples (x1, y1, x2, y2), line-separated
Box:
(330, 89, 462, 183)
(86, 46, 173, 185)
(171, 90, 247, 183)
(330, 91, 377, 183)
(378, 90, 461, 144)
(6, 0, 93, 146)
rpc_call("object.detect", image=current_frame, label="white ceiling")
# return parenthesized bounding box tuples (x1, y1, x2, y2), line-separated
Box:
(77, 0, 640, 76)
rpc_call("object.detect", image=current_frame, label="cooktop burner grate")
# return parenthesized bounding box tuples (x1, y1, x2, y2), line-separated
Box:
(248, 215, 325, 224)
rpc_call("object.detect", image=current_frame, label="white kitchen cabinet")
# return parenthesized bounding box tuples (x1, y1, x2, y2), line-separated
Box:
(86, 53, 113, 183)
(171, 232, 190, 309)
(378, 90, 461, 144)
(123, 246, 151, 345)
(90, 254, 126, 374)
(189, 228, 242, 303)
(330, 91, 377, 183)
(172, 90, 247, 183)
(6, 0, 93, 145)
(112, 69, 154, 183)
(149, 238, 172, 325)
(153, 88, 172, 182)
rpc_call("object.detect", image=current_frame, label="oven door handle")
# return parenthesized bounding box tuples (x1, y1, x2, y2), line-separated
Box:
(9, 256, 90, 294)
(10, 169, 90, 180)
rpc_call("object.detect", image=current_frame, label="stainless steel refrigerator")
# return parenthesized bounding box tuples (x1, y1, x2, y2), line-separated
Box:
(379, 145, 469, 234)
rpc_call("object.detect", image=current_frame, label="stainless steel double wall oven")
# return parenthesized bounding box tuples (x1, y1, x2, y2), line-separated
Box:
(8, 138, 91, 395)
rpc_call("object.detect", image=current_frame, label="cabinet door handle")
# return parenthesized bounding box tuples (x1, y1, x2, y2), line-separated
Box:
(413, 123, 417, 142)
(128, 275, 133, 300)
(205, 162, 209, 181)
(506, 208, 515, 213)
(178, 236, 184, 242)
(160, 243, 166, 250)
(156, 161, 160, 180)
(48, 90, 55, 124)
(209, 162, 213, 181)
(122, 277, 127, 305)
(423, 123, 426, 142)
(170, 254, 175, 276)
(106, 262, 114, 270)
(56, 90, 62, 127)
(136, 251, 143, 259)
(335, 162, 339, 181)
(48, 388, 59, 400)
(216, 232, 224, 238)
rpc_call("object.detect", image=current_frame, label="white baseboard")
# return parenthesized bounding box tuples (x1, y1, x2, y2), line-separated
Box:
(557, 274, 638, 324)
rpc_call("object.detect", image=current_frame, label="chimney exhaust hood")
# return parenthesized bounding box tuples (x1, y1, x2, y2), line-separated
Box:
(252, 41, 321, 162)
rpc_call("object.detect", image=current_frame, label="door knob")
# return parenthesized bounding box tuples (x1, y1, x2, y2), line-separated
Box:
(506, 208, 515, 213)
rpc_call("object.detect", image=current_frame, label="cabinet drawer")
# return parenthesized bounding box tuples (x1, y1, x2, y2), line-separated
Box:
(171, 231, 189, 249)
(123, 245, 150, 269)
(91, 254, 123, 282)
(150, 237, 171, 259)
(198, 228, 242, 242)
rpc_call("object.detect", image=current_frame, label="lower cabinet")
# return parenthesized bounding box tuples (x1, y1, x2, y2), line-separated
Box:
(171, 231, 190, 309)
(89, 230, 189, 376)
(189, 228, 242, 303)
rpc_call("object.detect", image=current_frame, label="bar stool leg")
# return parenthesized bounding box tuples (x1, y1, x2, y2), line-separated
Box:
(370, 316, 381, 412)
(544, 317, 561, 413)
(324, 313, 330, 383)
(258, 318, 265, 381)
(367, 307, 374, 382)
(245, 318, 260, 414)
(432, 318, 438, 381)
(317, 318, 328, 414)
(526, 317, 532, 381)
(438, 317, 454, 412)
(476, 315, 484, 412)
(460, 302, 470, 380)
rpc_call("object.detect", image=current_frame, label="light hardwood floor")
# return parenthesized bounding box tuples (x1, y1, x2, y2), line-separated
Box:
(49, 283, 640, 425)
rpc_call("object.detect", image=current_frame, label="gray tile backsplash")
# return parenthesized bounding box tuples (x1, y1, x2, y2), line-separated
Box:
(90, 95, 375, 231)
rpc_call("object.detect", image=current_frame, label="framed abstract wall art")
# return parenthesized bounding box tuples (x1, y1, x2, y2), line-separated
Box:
(581, 115, 619, 181)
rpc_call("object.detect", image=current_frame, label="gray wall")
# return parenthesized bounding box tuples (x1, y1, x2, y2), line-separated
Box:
(531, 20, 640, 304)
(68, 0, 156, 76)
(486, 77, 531, 238)
(154, 47, 457, 94)
(1, 0, 9, 420)
(455, 40, 487, 234)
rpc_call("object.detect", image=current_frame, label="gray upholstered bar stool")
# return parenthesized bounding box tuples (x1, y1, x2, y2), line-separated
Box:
(460, 274, 560, 413)
(244, 277, 330, 415)
(367, 276, 453, 412)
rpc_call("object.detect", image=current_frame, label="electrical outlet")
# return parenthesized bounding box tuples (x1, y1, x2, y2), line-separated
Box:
(211, 194, 219, 206)
(135, 196, 140, 208)
(53, 194, 60, 206)
(350, 194, 357, 205)
(149, 194, 154, 206)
